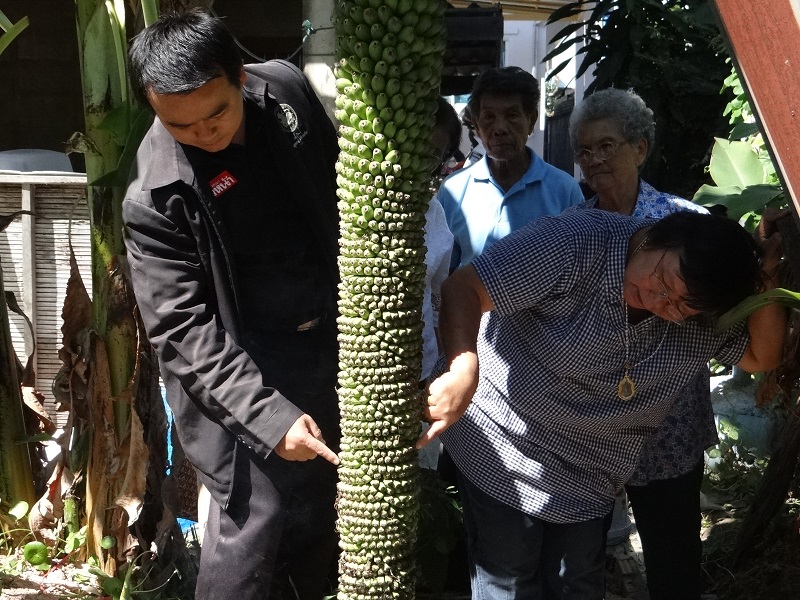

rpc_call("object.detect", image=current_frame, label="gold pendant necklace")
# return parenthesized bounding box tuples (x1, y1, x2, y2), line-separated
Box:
(618, 308, 671, 402)
(619, 300, 636, 401)
(618, 367, 636, 401)
(618, 230, 650, 402)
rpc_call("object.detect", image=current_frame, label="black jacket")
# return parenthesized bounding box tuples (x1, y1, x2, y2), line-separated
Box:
(123, 61, 339, 508)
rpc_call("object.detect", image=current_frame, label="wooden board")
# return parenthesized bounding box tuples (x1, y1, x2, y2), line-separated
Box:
(713, 0, 800, 215)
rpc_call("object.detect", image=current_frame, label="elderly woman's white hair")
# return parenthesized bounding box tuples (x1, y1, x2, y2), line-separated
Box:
(568, 88, 655, 158)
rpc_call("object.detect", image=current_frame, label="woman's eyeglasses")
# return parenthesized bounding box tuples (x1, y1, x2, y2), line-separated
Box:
(573, 140, 622, 167)
(651, 250, 688, 325)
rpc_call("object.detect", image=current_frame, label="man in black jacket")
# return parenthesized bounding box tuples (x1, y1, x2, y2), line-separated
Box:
(123, 10, 341, 600)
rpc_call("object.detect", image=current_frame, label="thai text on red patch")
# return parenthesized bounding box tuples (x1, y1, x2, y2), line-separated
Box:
(209, 171, 238, 197)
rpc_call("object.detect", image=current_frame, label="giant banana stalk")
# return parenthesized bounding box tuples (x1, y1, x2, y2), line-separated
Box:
(333, 0, 446, 597)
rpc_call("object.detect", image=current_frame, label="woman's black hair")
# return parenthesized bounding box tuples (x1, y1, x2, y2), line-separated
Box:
(644, 212, 762, 316)
(434, 97, 464, 163)
(128, 9, 243, 104)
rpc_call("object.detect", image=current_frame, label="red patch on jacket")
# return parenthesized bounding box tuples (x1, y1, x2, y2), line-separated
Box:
(209, 171, 238, 197)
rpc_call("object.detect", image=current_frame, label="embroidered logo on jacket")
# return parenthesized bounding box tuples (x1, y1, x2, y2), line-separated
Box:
(275, 103, 299, 133)
(209, 171, 238, 197)
(275, 103, 308, 148)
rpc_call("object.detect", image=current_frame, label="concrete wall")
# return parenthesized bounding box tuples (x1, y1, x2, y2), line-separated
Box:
(302, 0, 338, 125)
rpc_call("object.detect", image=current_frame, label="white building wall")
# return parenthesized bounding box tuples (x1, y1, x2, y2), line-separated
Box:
(302, 0, 338, 126)
(503, 21, 544, 156)
(503, 19, 588, 177)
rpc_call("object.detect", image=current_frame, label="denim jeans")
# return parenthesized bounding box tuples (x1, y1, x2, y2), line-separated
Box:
(459, 473, 606, 600)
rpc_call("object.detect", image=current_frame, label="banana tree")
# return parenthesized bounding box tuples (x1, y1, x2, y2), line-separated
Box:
(0, 233, 36, 515)
(65, 0, 159, 574)
(332, 0, 446, 597)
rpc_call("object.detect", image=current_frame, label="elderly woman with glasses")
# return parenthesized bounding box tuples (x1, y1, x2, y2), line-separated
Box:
(419, 208, 785, 600)
(566, 87, 722, 600)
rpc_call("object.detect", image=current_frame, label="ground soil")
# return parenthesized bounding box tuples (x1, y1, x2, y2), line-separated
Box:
(2, 483, 799, 600)
(700, 498, 800, 600)
(604, 474, 800, 600)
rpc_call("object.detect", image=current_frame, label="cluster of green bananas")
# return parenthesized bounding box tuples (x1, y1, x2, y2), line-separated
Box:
(333, 0, 446, 598)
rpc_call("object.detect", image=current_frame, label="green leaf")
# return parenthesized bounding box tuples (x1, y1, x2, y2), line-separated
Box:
(730, 122, 760, 140)
(23, 541, 49, 566)
(0, 9, 13, 30)
(97, 104, 132, 145)
(87, 564, 107, 578)
(0, 15, 29, 56)
(141, 0, 159, 27)
(100, 535, 117, 549)
(693, 183, 742, 204)
(546, 58, 573, 82)
(716, 288, 800, 334)
(82, 5, 124, 106)
(546, 2, 586, 25)
(89, 106, 154, 187)
(548, 21, 585, 45)
(101, 576, 124, 598)
(8, 500, 29, 521)
(543, 32, 584, 61)
(64, 526, 86, 553)
(64, 534, 79, 554)
(695, 183, 783, 221)
(708, 138, 768, 188)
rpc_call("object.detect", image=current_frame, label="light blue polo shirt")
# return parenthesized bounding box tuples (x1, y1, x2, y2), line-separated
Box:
(436, 147, 584, 271)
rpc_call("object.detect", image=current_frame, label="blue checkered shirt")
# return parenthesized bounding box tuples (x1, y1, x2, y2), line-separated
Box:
(440, 209, 748, 523)
(573, 181, 719, 485)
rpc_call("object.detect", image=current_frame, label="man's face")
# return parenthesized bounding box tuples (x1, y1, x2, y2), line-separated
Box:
(148, 69, 246, 153)
(474, 92, 536, 163)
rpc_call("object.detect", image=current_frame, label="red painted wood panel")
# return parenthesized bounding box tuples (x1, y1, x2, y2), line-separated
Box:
(713, 0, 800, 214)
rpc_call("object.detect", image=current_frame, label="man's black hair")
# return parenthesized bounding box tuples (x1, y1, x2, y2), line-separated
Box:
(466, 66, 540, 121)
(128, 9, 243, 105)
(645, 212, 762, 317)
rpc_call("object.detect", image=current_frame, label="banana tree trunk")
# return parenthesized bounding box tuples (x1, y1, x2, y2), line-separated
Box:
(72, 0, 143, 572)
(0, 259, 36, 509)
(70, 0, 210, 576)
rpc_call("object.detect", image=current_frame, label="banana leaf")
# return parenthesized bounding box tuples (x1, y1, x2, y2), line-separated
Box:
(0, 10, 29, 56)
(715, 287, 800, 334)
